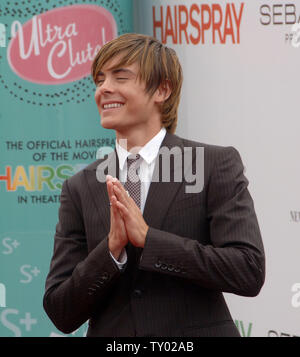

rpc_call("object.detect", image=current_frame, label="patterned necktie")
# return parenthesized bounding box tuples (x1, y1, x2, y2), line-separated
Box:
(124, 154, 141, 209)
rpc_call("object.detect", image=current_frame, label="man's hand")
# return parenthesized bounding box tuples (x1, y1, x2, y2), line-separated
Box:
(111, 178, 149, 248)
(106, 175, 128, 260)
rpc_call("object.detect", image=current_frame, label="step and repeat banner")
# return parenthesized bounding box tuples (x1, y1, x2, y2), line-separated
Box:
(134, 0, 300, 337)
(0, 0, 133, 337)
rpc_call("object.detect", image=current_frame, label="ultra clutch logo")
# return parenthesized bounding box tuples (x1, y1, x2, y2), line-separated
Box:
(7, 5, 117, 84)
(0, 0, 128, 107)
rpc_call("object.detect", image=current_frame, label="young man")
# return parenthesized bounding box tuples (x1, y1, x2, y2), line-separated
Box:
(43, 34, 265, 337)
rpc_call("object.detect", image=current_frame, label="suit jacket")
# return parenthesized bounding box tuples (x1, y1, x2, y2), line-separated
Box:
(43, 133, 265, 337)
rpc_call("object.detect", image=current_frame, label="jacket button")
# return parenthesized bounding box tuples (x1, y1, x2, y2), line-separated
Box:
(155, 261, 162, 268)
(102, 272, 109, 280)
(133, 289, 142, 298)
(168, 264, 174, 272)
(174, 267, 181, 273)
(161, 263, 167, 270)
(88, 288, 96, 295)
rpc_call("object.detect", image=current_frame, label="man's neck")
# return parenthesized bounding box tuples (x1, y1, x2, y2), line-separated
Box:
(116, 126, 163, 153)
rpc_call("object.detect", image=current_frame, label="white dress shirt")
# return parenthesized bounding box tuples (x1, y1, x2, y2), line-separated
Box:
(110, 127, 167, 268)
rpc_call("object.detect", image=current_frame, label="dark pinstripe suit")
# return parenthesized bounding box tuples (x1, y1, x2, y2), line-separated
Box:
(43, 133, 265, 337)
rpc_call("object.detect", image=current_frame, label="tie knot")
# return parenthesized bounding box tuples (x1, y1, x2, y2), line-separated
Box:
(127, 154, 141, 168)
(127, 153, 140, 163)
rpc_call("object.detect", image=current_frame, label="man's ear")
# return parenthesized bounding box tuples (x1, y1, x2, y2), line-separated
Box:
(154, 80, 172, 104)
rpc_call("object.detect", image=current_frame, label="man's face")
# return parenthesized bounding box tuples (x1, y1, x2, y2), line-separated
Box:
(94, 56, 159, 134)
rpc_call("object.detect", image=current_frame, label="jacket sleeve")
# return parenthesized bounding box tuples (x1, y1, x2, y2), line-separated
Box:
(139, 146, 265, 297)
(43, 179, 121, 334)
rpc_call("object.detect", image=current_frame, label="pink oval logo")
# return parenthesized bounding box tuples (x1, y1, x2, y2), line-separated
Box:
(7, 5, 117, 85)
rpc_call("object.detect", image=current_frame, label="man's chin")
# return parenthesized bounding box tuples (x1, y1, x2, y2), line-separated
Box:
(101, 118, 130, 132)
(100, 118, 118, 130)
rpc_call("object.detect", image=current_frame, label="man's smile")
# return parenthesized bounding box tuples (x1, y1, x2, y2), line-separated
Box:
(103, 103, 124, 109)
(101, 102, 125, 113)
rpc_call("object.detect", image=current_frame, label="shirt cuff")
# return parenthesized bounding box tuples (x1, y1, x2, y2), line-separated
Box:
(109, 248, 127, 271)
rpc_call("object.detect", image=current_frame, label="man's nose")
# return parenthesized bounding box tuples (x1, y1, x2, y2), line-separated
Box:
(98, 77, 115, 94)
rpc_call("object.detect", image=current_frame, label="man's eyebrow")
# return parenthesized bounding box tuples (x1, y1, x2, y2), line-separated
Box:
(96, 68, 136, 76)
(112, 68, 136, 75)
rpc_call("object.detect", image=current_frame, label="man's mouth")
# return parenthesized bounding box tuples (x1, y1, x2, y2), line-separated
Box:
(102, 103, 124, 109)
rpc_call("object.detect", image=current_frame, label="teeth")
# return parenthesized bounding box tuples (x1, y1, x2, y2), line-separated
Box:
(103, 103, 123, 109)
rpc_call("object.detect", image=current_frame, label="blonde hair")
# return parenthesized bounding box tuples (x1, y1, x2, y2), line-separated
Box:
(91, 33, 183, 134)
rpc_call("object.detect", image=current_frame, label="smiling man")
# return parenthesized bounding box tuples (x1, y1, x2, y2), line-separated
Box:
(43, 33, 265, 337)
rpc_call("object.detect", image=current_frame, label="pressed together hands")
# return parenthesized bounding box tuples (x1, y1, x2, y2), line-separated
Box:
(106, 175, 149, 260)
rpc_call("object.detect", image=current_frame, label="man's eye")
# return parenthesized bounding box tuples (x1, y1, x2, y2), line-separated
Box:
(96, 80, 104, 86)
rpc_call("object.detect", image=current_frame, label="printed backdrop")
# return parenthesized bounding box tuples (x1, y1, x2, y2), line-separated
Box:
(134, 0, 300, 337)
(0, 0, 133, 337)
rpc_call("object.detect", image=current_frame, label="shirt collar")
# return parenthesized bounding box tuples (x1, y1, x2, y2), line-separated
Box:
(116, 127, 167, 170)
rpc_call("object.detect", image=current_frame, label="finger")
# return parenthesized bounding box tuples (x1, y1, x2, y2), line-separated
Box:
(112, 179, 136, 205)
(113, 184, 132, 208)
(107, 177, 124, 201)
(111, 194, 126, 219)
(112, 178, 127, 193)
(110, 194, 117, 206)
(112, 180, 137, 208)
(115, 200, 130, 218)
(106, 179, 116, 202)
(111, 195, 121, 213)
